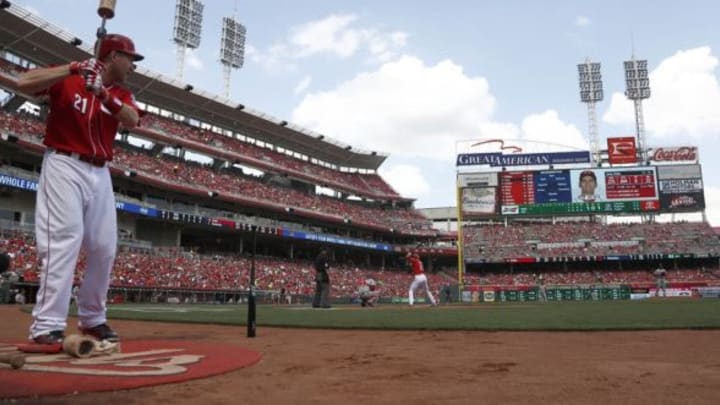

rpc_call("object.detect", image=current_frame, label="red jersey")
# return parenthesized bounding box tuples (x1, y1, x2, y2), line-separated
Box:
(409, 257, 424, 276)
(43, 75, 138, 161)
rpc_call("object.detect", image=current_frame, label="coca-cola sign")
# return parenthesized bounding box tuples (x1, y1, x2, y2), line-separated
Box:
(650, 147, 698, 162)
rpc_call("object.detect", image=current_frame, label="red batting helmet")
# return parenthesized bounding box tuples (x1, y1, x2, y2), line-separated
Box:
(97, 34, 144, 62)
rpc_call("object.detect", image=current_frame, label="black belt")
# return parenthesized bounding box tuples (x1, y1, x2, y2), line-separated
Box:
(51, 149, 107, 168)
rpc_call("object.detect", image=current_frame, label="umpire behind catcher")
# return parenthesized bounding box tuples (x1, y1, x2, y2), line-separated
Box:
(312, 248, 331, 308)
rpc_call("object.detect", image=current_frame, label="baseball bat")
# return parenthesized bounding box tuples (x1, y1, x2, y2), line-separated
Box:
(0, 352, 26, 369)
(95, 0, 116, 53)
(87, 0, 116, 90)
(247, 225, 257, 338)
(63, 334, 97, 358)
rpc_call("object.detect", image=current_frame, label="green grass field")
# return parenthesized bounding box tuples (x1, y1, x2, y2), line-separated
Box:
(102, 299, 720, 331)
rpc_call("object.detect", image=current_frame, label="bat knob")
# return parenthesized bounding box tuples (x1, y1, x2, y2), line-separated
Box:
(10, 355, 25, 369)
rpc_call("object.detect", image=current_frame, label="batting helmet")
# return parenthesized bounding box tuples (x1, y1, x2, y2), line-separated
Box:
(97, 34, 144, 62)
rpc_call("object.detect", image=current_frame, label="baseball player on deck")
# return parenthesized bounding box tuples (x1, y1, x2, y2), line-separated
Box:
(17, 34, 143, 345)
(406, 252, 437, 307)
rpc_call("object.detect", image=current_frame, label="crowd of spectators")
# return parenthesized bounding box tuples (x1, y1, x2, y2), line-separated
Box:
(4, 231, 718, 300)
(0, 110, 45, 138)
(2, 234, 449, 299)
(464, 221, 720, 261)
(142, 113, 400, 199)
(111, 146, 431, 233)
(461, 267, 720, 287)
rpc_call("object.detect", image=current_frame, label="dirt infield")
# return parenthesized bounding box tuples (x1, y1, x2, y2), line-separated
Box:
(2, 306, 719, 404)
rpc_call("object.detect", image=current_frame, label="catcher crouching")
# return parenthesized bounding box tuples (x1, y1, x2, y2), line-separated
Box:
(358, 278, 379, 307)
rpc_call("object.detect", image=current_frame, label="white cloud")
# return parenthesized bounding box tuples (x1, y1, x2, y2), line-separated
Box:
(246, 44, 297, 72)
(292, 55, 497, 159)
(603, 47, 720, 140)
(183, 49, 204, 71)
(520, 110, 588, 151)
(250, 14, 408, 69)
(290, 14, 361, 58)
(293, 75, 312, 95)
(602, 92, 635, 125)
(292, 55, 582, 160)
(575, 16, 591, 27)
(378, 164, 430, 199)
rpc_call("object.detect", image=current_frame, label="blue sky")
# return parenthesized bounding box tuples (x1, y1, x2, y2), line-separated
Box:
(12, 0, 720, 225)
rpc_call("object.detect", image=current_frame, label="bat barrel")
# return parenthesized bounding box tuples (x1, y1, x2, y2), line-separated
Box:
(98, 0, 116, 19)
(63, 334, 96, 358)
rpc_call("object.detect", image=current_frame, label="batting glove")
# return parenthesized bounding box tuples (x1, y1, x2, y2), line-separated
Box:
(69, 58, 105, 76)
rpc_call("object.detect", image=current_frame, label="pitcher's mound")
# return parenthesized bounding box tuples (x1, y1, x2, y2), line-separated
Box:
(0, 339, 262, 399)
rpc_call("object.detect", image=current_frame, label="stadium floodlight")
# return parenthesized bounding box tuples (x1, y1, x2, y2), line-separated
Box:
(219, 16, 246, 98)
(577, 59, 603, 165)
(624, 58, 651, 162)
(173, 0, 204, 81)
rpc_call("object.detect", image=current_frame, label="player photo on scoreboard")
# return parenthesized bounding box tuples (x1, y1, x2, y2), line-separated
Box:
(570, 169, 607, 202)
(570, 167, 659, 203)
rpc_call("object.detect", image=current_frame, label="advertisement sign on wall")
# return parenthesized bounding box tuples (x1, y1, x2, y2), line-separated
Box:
(607, 137, 637, 164)
(462, 187, 497, 215)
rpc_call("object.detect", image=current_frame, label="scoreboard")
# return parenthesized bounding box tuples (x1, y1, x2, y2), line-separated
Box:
(534, 170, 572, 203)
(500, 172, 534, 205)
(458, 165, 702, 217)
(605, 169, 656, 199)
(500, 170, 573, 205)
(461, 164, 704, 217)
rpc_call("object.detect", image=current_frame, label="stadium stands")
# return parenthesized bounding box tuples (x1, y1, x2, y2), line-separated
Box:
(463, 221, 720, 261)
(0, 110, 434, 235)
(141, 113, 401, 200)
(460, 268, 720, 287)
(3, 233, 448, 299)
(5, 230, 716, 303)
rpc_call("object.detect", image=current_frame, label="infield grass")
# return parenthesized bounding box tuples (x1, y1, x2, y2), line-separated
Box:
(103, 298, 720, 331)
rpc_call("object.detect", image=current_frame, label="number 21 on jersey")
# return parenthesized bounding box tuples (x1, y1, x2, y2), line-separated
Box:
(73, 94, 88, 114)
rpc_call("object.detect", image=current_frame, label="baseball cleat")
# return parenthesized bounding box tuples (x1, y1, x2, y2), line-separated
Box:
(80, 323, 120, 343)
(32, 330, 65, 345)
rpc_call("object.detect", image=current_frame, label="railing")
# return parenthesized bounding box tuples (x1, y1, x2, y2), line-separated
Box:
(0, 219, 33, 234)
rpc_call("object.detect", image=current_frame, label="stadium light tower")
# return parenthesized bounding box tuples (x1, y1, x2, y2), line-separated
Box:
(577, 58, 603, 166)
(623, 57, 651, 162)
(173, 0, 204, 81)
(219, 16, 246, 98)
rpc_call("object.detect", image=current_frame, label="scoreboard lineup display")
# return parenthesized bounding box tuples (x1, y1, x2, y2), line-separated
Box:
(461, 164, 704, 216)
(497, 167, 660, 215)
(605, 169, 657, 199)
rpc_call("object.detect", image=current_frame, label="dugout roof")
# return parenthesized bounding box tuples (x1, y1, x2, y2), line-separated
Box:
(0, 4, 388, 171)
